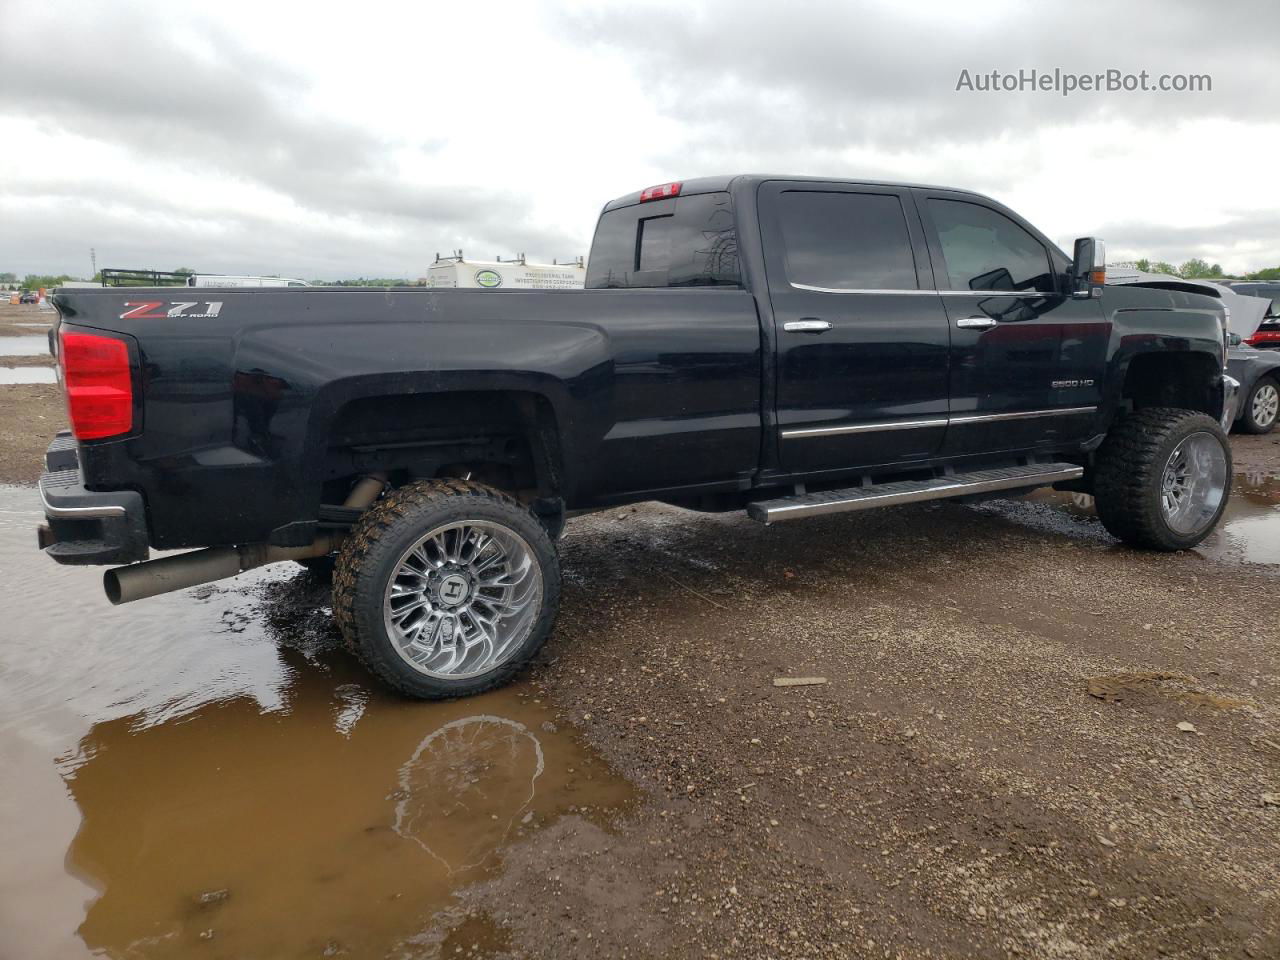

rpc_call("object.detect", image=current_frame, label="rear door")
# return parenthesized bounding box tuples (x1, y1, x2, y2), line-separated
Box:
(915, 190, 1108, 455)
(758, 181, 950, 474)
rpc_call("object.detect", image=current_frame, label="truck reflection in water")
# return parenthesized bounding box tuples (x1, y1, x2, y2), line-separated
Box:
(55, 605, 631, 959)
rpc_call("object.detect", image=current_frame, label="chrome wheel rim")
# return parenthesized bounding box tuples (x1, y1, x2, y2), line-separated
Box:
(384, 521, 542, 680)
(1159, 432, 1228, 536)
(1252, 383, 1279, 427)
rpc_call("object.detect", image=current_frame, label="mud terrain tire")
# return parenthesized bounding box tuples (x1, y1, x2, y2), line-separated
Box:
(333, 479, 560, 699)
(1093, 407, 1231, 551)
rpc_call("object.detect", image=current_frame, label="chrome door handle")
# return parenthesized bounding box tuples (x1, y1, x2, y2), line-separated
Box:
(956, 316, 997, 329)
(784, 319, 833, 333)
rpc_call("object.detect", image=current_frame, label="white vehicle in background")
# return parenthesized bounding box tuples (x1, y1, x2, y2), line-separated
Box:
(426, 252, 585, 290)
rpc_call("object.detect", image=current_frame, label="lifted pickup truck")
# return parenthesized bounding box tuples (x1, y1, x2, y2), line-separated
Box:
(39, 175, 1238, 698)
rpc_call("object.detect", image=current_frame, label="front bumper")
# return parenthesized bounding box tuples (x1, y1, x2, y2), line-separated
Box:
(37, 431, 149, 565)
(1221, 375, 1241, 430)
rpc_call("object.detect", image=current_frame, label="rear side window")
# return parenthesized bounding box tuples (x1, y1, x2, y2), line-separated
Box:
(585, 192, 740, 289)
(776, 191, 918, 290)
(928, 199, 1055, 293)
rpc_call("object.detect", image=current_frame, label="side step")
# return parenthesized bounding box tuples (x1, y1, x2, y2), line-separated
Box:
(747, 462, 1084, 525)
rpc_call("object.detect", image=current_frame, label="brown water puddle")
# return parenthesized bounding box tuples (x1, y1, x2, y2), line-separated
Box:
(0, 486, 633, 959)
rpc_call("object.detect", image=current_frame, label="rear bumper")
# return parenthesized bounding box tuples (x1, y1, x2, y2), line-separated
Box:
(37, 432, 149, 565)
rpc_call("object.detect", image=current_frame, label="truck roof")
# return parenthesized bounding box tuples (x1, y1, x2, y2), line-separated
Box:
(601, 174, 990, 211)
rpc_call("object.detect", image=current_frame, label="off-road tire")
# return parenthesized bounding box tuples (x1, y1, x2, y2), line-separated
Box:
(332, 479, 560, 699)
(1093, 407, 1231, 551)
(1239, 376, 1279, 434)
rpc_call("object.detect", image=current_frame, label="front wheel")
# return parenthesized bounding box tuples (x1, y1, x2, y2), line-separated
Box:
(333, 479, 561, 699)
(1239, 376, 1279, 434)
(1093, 408, 1232, 551)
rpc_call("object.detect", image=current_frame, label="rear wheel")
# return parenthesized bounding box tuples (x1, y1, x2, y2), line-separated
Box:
(1240, 376, 1279, 434)
(1093, 407, 1231, 551)
(333, 479, 560, 699)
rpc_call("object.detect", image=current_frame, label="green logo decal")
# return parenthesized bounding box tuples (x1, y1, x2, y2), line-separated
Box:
(474, 269, 503, 288)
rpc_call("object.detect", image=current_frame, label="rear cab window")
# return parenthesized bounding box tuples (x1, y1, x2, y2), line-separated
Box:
(585, 192, 741, 289)
(774, 191, 919, 291)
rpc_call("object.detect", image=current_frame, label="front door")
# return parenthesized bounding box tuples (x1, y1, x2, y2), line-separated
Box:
(758, 182, 951, 475)
(914, 190, 1110, 454)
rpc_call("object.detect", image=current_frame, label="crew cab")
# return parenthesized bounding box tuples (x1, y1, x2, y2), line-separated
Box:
(38, 175, 1238, 698)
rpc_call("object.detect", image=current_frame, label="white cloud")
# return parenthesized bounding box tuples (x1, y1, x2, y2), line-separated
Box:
(1, 0, 1276, 278)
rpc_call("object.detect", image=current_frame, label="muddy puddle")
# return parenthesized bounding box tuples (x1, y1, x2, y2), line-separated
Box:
(0, 335, 52, 356)
(989, 466, 1280, 566)
(0, 366, 57, 384)
(0, 486, 633, 959)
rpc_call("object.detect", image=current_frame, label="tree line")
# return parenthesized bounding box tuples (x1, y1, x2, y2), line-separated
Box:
(1128, 259, 1279, 281)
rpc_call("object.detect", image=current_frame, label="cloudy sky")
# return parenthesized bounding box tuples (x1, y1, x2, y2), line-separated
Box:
(2, 0, 1277, 280)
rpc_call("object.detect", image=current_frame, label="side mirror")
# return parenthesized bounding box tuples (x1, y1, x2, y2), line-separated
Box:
(970, 266, 1015, 292)
(1071, 237, 1106, 299)
(1228, 332, 1243, 347)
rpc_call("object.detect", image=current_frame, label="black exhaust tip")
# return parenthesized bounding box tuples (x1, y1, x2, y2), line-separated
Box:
(103, 569, 123, 605)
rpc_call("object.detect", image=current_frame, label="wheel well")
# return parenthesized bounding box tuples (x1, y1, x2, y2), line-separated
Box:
(1120, 352, 1222, 419)
(321, 391, 563, 503)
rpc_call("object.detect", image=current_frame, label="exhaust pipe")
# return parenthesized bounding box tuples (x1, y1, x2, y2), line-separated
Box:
(104, 472, 387, 605)
(104, 536, 345, 605)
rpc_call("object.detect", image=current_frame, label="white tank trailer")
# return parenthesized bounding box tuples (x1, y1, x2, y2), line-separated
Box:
(426, 252, 585, 290)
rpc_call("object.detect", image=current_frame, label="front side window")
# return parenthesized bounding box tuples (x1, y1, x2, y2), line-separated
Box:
(928, 199, 1055, 293)
(585, 192, 740, 289)
(776, 191, 918, 291)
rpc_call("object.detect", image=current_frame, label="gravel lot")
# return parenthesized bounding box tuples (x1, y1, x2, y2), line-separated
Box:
(2, 301, 1276, 958)
(493, 480, 1279, 959)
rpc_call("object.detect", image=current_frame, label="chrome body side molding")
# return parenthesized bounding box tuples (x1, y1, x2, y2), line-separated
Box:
(780, 406, 1097, 440)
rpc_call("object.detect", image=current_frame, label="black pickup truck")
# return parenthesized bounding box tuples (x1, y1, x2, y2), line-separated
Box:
(39, 175, 1238, 698)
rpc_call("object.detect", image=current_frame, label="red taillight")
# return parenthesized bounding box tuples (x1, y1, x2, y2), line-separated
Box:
(639, 181, 682, 202)
(60, 331, 134, 440)
(1246, 331, 1280, 346)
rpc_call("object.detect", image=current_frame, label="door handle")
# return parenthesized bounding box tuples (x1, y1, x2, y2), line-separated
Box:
(784, 319, 833, 333)
(956, 316, 997, 330)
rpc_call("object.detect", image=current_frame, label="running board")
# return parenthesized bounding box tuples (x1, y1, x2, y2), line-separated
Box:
(747, 463, 1084, 524)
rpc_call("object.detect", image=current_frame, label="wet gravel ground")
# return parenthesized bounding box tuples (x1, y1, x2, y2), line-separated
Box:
(464, 442, 1280, 960)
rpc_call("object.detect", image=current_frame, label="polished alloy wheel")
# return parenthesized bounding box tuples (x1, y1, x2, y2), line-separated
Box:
(1159, 431, 1228, 536)
(1252, 382, 1279, 428)
(383, 520, 542, 679)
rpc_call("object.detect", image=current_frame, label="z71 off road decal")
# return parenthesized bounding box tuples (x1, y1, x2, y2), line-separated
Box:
(120, 301, 223, 320)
